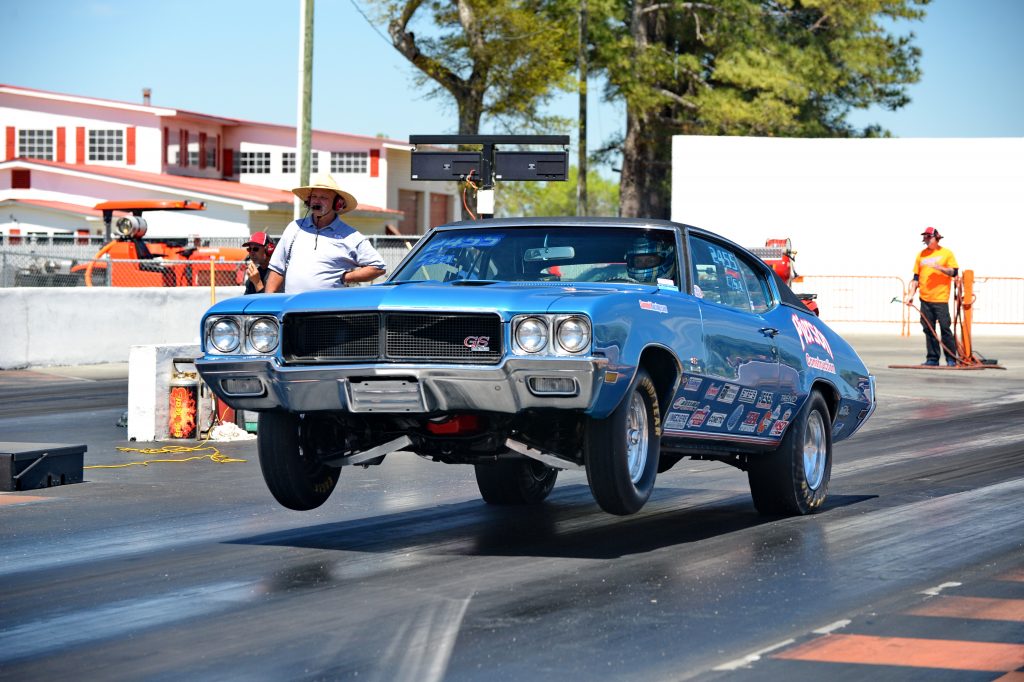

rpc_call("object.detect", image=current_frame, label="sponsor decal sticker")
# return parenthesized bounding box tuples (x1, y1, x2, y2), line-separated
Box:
(791, 313, 834, 358)
(781, 408, 793, 421)
(704, 383, 721, 400)
(738, 411, 760, 433)
(806, 354, 837, 374)
(739, 388, 757, 404)
(780, 392, 798, 404)
(726, 404, 745, 430)
(684, 376, 704, 392)
(665, 412, 690, 430)
(707, 412, 726, 428)
(838, 404, 851, 418)
(639, 300, 668, 314)
(672, 397, 699, 411)
(757, 406, 781, 434)
(832, 422, 845, 436)
(717, 384, 739, 404)
(756, 391, 774, 409)
(688, 405, 711, 428)
(769, 420, 789, 437)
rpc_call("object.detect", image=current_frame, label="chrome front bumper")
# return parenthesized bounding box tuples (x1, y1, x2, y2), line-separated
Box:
(196, 356, 607, 414)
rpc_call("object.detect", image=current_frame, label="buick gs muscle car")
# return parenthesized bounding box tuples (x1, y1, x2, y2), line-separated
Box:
(196, 218, 876, 516)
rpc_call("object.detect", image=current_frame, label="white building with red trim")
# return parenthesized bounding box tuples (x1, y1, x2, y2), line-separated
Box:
(0, 83, 458, 239)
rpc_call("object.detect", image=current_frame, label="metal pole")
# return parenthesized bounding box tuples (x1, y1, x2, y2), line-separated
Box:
(295, 0, 315, 220)
(577, 0, 588, 216)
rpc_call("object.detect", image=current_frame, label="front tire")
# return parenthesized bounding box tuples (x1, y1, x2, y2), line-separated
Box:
(748, 391, 832, 515)
(257, 412, 340, 511)
(474, 458, 558, 505)
(585, 367, 661, 515)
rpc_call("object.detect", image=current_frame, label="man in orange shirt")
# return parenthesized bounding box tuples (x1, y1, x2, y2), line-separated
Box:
(905, 226, 959, 366)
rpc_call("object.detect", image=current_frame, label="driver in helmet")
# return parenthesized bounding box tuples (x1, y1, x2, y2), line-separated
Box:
(625, 236, 676, 284)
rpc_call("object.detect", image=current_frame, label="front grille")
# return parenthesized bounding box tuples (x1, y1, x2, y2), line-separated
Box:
(283, 312, 503, 364)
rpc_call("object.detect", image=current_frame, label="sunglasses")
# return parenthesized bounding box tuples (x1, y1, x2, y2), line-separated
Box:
(246, 246, 264, 252)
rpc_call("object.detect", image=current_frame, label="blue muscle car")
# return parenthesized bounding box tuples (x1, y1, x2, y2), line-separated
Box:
(196, 218, 876, 516)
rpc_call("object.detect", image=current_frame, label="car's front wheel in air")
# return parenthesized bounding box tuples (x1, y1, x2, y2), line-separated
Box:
(585, 367, 661, 515)
(257, 411, 340, 511)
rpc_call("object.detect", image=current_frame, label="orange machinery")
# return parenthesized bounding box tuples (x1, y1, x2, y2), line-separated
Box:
(72, 200, 246, 287)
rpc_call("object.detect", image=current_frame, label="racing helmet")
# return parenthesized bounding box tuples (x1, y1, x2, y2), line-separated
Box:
(625, 237, 674, 283)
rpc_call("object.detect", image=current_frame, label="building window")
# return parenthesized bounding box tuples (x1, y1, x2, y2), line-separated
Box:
(88, 129, 123, 161)
(19, 129, 54, 160)
(283, 151, 321, 174)
(189, 149, 199, 166)
(239, 151, 271, 174)
(206, 145, 216, 168)
(331, 151, 368, 174)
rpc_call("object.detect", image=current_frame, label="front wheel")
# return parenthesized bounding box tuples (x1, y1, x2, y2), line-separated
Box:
(257, 412, 340, 511)
(474, 458, 558, 505)
(747, 391, 832, 515)
(585, 367, 661, 515)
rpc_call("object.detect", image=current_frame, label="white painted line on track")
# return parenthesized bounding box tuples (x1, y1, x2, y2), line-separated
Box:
(713, 638, 796, 671)
(813, 619, 851, 634)
(922, 581, 962, 596)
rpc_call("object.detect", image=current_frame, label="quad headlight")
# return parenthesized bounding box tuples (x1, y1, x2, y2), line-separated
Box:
(514, 316, 549, 354)
(210, 318, 241, 353)
(206, 315, 279, 355)
(512, 314, 591, 356)
(248, 317, 280, 353)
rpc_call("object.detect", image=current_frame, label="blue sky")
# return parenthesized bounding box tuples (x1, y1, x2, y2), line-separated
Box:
(2, 0, 1021, 166)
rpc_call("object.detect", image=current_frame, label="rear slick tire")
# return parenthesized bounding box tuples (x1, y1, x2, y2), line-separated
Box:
(257, 411, 339, 511)
(585, 367, 661, 515)
(748, 391, 832, 516)
(474, 459, 558, 505)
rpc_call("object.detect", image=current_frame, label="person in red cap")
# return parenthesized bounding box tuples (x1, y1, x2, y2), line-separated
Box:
(242, 231, 275, 294)
(905, 227, 959, 366)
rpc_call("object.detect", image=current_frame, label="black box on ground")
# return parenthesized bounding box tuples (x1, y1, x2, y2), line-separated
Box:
(0, 442, 86, 492)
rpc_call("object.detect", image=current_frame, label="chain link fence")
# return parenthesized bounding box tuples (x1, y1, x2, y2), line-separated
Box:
(0, 235, 420, 288)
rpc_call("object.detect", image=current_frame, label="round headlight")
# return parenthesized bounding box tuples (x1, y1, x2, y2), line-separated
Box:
(515, 317, 549, 353)
(210, 318, 240, 353)
(248, 317, 279, 353)
(557, 317, 591, 353)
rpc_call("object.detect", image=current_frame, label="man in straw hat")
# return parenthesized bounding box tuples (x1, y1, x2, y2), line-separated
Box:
(265, 174, 386, 294)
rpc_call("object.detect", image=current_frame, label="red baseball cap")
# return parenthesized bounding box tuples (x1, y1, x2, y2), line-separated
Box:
(243, 231, 272, 248)
(921, 226, 941, 239)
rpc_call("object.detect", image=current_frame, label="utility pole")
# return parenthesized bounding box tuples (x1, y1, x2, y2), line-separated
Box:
(295, 0, 314, 219)
(577, 0, 588, 216)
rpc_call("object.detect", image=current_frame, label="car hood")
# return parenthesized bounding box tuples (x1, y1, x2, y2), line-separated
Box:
(219, 281, 660, 317)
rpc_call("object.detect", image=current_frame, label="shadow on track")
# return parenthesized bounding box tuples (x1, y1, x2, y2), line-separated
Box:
(230, 484, 875, 560)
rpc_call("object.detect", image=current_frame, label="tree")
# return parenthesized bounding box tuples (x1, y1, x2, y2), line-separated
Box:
(494, 166, 620, 217)
(382, 0, 577, 135)
(591, 0, 928, 218)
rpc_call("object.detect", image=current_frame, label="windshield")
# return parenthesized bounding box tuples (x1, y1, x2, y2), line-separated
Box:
(391, 226, 679, 287)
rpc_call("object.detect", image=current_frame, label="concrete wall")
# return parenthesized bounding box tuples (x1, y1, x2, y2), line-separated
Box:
(1, 286, 243, 369)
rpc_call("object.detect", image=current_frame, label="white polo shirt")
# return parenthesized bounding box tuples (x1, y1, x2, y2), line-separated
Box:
(269, 216, 386, 293)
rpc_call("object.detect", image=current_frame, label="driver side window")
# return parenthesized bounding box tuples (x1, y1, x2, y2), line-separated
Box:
(689, 237, 772, 313)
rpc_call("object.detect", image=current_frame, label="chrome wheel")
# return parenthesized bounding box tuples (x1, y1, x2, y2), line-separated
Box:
(626, 391, 649, 483)
(802, 410, 827, 490)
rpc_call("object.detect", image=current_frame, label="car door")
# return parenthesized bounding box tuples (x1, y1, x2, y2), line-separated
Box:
(684, 234, 781, 438)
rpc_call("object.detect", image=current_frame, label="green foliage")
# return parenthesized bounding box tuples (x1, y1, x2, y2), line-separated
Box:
(379, 0, 577, 133)
(586, 0, 929, 216)
(494, 166, 620, 217)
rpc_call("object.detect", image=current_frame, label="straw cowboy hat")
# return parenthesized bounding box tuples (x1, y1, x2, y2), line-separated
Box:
(291, 174, 358, 215)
